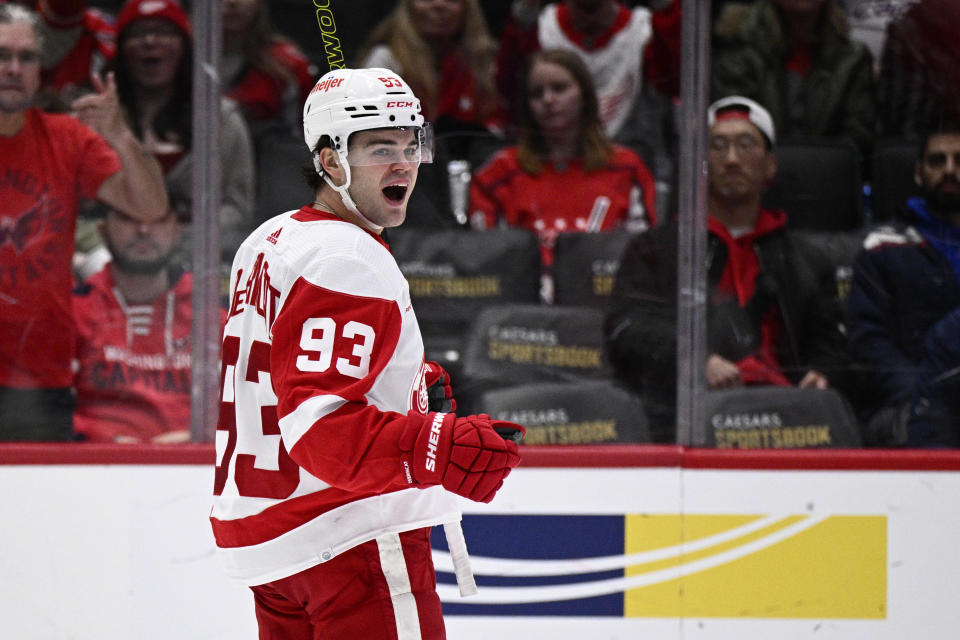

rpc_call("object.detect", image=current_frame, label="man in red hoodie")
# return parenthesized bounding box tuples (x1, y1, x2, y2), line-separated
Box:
(71, 202, 209, 443)
(604, 96, 847, 441)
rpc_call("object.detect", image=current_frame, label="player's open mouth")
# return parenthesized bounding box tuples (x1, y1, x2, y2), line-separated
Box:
(382, 184, 408, 204)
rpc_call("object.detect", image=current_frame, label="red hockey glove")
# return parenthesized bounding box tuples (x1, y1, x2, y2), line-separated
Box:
(424, 361, 456, 412)
(399, 412, 524, 503)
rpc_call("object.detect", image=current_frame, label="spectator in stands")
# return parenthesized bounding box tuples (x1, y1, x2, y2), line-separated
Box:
(469, 48, 658, 302)
(846, 122, 960, 447)
(72, 201, 212, 443)
(16, 0, 115, 108)
(0, 4, 168, 439)
(221, 0, 317, 137)
(496, 0, 681, 165)
(711, 0, 876, 160)
(876, 0, 960, 139)
(111, 0, 255, 259)
(910, 306, 960, 448)
(357, 0, 504, 136)
(605, 97, 847, 442)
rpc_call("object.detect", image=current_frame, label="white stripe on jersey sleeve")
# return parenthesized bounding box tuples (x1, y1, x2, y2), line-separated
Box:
(279, 393, 348, 448)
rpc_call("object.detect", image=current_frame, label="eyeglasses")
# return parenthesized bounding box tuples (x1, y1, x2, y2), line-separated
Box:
(708, 134, 764, 154)
(123, 26, 182, 43)
(0, 48, 41, 66)
(924, 152, 960, 169)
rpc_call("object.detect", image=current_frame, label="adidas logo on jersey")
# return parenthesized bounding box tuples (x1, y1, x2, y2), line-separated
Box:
(266, 227, 283, 245)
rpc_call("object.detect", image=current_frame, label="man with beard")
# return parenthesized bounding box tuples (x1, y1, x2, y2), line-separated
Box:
(0, 4, 167, 439)
(605, 96, 846, 442)
(846, 122, 960, 447)
(71, 202, 212, 442)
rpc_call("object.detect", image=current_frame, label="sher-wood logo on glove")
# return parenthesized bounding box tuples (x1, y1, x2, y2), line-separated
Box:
(425, 412, 445, 472)
(399, 412, 525, 503)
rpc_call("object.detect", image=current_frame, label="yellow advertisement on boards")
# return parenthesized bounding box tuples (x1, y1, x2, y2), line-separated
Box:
(624, 514, 887, 618)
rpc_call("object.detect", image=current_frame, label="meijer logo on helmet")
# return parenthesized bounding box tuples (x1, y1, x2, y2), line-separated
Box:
(311, 76, 344, 94)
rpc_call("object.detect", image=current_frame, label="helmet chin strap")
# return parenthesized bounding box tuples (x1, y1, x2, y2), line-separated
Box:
(315, 151, 384, 234)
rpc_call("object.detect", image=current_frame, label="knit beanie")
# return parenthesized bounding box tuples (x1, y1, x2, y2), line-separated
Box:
(115, 0, 191, 37)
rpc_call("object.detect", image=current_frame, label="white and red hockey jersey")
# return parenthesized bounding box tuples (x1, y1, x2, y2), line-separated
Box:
(538, 3, 652, 140)
(211, 206, 460, 586)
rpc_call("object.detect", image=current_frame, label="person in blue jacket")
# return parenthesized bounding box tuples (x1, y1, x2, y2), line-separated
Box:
(846, 120, 960, 446)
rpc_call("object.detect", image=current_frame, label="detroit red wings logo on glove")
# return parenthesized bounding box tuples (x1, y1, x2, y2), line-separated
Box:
(399, 411, 524, 503)
(411, 360, 457, 414)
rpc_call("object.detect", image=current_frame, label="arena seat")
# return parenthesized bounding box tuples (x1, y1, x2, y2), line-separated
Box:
(761, 137, 864, 231)
(700, 386, 863, 449)
(388, 228, 541, 381)
(870, 136, 919, 224)
(474, 380, 652, 445)
(552, 231, 633, 307)
(456, 303, 611, 409)
(791, 228, 868, 305)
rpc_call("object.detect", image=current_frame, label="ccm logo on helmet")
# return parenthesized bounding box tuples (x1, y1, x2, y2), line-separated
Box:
(387, 101, 414, 108)
(311, 76, 345, 94)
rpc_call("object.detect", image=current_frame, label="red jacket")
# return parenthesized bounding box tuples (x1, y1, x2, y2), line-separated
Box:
(72, 267, 219, 442)
(469, 145, 658, 266)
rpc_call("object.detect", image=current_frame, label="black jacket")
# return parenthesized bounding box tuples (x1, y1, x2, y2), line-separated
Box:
(604, 219, 848, 442)
(845, 212, 960, 445)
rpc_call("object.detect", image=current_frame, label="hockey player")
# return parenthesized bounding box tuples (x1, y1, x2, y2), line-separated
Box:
(211, 67, 524, 640)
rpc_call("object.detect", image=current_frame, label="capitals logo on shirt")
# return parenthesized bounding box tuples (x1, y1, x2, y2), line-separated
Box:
(0, 202, 45, 254)
(412, 360, 430, 414)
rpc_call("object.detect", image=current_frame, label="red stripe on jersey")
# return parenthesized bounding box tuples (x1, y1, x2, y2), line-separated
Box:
(287, 402, 414, 495)
(212, 485, 382, 548)
(272, 276, 402, 418)
(269, 276, 411, 490)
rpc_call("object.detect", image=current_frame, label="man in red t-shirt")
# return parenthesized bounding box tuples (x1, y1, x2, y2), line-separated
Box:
(0, 4, 168, 440)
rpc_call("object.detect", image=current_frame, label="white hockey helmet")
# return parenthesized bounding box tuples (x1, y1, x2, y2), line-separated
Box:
(302, 67, 432, 231)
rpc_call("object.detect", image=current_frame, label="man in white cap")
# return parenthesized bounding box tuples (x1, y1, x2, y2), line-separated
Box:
(604, 95, 847, 442)
(211, 67, 525, 639)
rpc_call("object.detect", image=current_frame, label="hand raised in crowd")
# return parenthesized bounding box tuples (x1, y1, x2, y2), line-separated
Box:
(706, 354, 743, 389)
(798, 370, 829, 390)
(71, 72, 127, 146)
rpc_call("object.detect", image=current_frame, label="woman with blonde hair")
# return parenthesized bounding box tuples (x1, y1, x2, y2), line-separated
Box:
(470, 49, 658, 300)
(358, 0, 503, 133)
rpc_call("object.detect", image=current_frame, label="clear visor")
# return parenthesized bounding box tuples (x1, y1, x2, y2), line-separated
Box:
(345, 124, 434, 166)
